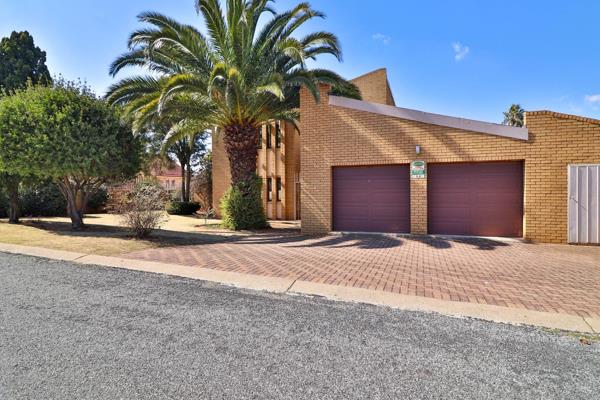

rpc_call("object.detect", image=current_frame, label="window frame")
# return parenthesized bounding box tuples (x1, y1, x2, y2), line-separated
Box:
(276, 177, 282, 202)
(275, 121, 282, 148)
(267, 177, 273, 202)
(266, 124, 272, 148)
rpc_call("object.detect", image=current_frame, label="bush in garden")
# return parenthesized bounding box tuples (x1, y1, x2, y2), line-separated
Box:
(220, 176, 268, 230)
(115, 180, 169, 238)
(0, 191, 7, 218)
(17, 181, 108, 217)
(19, 181, 66, 217)
(166, 201, 200, 215)
(86, 186, 109, 212)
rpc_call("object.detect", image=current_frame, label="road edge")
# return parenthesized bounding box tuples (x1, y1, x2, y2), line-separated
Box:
(0, 242, 597, 334)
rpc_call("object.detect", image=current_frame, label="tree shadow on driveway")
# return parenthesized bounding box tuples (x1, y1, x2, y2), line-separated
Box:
(232, 232, 512, 251)
(405, 235, 511, 251)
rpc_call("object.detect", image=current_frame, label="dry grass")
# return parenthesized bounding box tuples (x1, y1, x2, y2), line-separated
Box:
(0, 218, 229, 256)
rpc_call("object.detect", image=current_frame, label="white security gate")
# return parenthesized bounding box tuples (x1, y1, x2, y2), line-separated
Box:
(568, 165, 600, 244)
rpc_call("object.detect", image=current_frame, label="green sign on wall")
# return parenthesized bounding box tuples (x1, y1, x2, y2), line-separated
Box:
(411, 160, 426, 179)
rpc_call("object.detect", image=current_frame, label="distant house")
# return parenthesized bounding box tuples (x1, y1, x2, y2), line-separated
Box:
(151, 164, 183, 193)
(107, 163, 183, 208)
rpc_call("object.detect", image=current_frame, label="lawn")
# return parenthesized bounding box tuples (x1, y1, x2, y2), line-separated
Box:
(0, 214, 234, 256)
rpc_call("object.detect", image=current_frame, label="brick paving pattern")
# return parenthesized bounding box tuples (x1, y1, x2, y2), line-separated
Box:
(124, 233, 600, 318)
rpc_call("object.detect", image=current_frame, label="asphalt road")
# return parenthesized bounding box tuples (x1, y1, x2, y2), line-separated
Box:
(0, 252, 598, 399)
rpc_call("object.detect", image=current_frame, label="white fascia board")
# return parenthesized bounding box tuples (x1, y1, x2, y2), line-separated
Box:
(329, 96, 529, 141)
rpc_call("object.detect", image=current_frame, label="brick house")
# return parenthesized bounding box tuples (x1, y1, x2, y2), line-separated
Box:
(213, 68, 600, 244)
(108, 163, 183, 206)
(152, 164, 183, 193)
(212, 69, 396, 221)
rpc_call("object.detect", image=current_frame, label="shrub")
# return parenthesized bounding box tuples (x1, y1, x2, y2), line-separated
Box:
(0, 191, 7, 218)
(115, 180, 169, 238)
(170, 189, 183, 201)
(87, 186, 108, 212)
(220, 177, 268, 230)
(198, 207, 216, 225)
(166, 201, 200, 215)
(16, 181, 108, 217)
(19, 181, 66, 217)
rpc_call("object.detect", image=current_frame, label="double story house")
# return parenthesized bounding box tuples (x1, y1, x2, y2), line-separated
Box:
(213, 68, 600, 244)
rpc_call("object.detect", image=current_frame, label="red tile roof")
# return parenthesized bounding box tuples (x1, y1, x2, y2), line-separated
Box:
(154, 165, 183, 177)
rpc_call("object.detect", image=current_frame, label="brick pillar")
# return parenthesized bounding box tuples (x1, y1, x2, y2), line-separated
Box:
(410, 174, 427, 234)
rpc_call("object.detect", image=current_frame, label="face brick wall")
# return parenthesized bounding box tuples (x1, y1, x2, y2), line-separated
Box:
(212, 122, 300, 220)
(350, 68, 395, 106)
(300, 84, 600, 243)
(211, 68, 395, 219)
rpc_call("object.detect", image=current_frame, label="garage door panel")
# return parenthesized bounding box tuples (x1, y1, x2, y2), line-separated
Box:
(333, 165, 410, 233)
(428, 162, 523, 237)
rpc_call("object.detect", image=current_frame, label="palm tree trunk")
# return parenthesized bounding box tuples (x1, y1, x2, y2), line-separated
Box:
(222, 123, 260, 186)
(185, 161, 192, 203)
(180, 163, 187, 202)
(221, 123, 267, 230)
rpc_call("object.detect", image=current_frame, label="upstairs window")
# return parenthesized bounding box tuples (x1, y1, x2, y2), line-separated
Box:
(266, 124, 272, 148)
(267, 177, 273, 202)
(275, 121, 282, 148)
(276, 177, 282, 202)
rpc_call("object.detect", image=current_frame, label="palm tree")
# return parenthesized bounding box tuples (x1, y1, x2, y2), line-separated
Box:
(106, 0, 360, 229)
(503, 104, 525, 127)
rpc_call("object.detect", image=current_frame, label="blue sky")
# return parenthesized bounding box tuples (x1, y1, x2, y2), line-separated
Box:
(2, 0, 600, 122)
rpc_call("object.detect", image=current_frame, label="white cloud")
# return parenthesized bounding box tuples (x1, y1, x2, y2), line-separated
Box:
(372, 33, 391, 45)
(452, 42, 470, 61)
(584, 94, 600, 104)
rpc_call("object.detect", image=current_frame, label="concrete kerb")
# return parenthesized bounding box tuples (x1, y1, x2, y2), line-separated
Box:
(584, 317, 600, 333)
(0, 242, 596, 334)
(76, 254, 294, 293)
(0, 243, 293, 293)
(0, 243, 87, 262)
(287, 281, 596, 333)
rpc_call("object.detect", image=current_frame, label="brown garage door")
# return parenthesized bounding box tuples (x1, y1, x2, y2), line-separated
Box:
(333, 165, 410, 233)
(428, 161, 523, 237)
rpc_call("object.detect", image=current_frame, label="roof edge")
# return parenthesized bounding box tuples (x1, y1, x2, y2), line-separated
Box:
(526, 110, 600, 125)
(329, 96, 529, 141)
(349, 68, 388, 82)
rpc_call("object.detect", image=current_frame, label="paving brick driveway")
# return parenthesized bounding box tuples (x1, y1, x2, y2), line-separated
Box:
(124, 232, 600, 318)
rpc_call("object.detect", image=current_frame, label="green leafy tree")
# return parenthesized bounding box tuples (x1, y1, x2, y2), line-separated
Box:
(503, 104, 525, 127)
(0, 81, 142, 229)
(0, 31, 51, 223)
(0, 31, 51, 92)
(107, 0, 360, 229)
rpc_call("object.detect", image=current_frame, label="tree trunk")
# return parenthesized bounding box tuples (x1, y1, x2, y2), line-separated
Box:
(7, 177, 19, 224)
(222, 123, 260, 187)
(66, 196, 84, 230)
(221, 123, 267, 230)
(185, 161, 192, 203)
(57, 178, 86, 230)
(179, 158, 187, 202)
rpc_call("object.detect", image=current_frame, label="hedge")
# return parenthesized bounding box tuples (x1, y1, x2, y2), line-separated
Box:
(166, 201, 200, 215)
